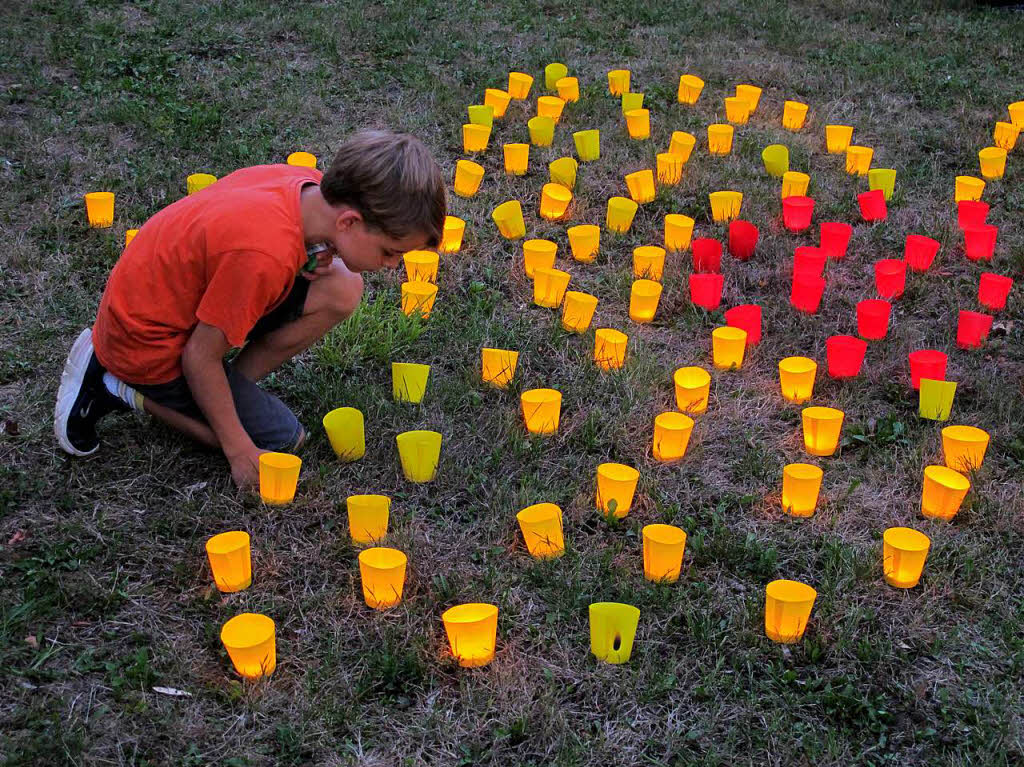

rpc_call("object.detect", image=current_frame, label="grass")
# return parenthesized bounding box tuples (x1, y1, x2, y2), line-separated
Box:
(2, 0, 1024, 764)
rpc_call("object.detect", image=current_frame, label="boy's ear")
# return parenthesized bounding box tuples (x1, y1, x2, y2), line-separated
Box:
(334, 207, 363, 233)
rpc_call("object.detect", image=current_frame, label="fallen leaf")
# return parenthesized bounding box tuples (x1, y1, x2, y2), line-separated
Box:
(152, 686, 192, 698)
(24, 635, 38, 649)
(7, 530, 26, 545)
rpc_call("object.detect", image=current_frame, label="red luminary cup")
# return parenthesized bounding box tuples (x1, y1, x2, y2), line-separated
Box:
(874, 259, 907, 299)
(728, 220, 759, 261)
(963, 225, 997, 262)
(903, 234, 940, 273)
(856, 299, 891, 340)
(793, 246, 827, 278)
(725, 304, 762, 346)
(826, 335, 867, 378)
(782, 195, 815, 232)
(692, 238, 723, 273)
(689, 273, 724, 310)
(957, 200, 989, 230)
(957, 310, 993, 349)
(790, 273, 826, 314)
(978, 272, 1012, 311)
(908, 349, 947, 390)
(820, 222, 853, 261)
(858, 189, 887, 222)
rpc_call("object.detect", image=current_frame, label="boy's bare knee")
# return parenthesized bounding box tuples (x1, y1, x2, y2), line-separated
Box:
(309, 264, 363, 322)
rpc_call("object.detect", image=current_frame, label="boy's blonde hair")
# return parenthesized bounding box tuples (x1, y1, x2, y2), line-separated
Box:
(322, 130, 446, 247)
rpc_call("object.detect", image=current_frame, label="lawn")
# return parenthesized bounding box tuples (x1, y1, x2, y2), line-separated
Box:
(2, 0, 1023, 764)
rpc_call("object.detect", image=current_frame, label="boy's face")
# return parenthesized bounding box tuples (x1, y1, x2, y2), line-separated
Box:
(329, 209, 430, 273)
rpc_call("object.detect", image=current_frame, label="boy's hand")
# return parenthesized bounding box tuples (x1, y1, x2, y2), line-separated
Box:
(301, 244, 335, 282)
(228, 445, 268, 488)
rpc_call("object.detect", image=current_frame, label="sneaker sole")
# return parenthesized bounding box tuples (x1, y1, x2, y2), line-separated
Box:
(54, 328, 98, 457)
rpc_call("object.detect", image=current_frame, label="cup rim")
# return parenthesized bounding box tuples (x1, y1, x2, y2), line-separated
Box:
(442, 602, 498, 624)
(206, 530, 250, 555)
(221, 613, 275, 648)
(358, 546, 407, 570)
(883, 526, 931, 551)
(643, 523, 686, 546)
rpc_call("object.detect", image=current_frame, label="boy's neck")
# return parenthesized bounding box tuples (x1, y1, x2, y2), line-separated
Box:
(299, 184, 336, 245)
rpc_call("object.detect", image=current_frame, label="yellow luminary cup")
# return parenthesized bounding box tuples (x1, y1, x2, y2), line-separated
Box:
(590, 602, 641, 664)
(539, 183, 572, 220)
(84, 192, 115, 228)
(781, 171, 810, 198)
(1010, 100, 1024, 128)
(664, 214, 695, 252)
(621, 91, 644, 115)
(567, 224, 600, 263)
(403, 250, 438, 284)
(532, 267, 571, 308)
(440, 216, 465, 253)
(921, 465, 970, 520)
(801, 407, 844, 457)
(391, 362, 430, 404)
(707, 124, 735, 155)
(632, 245, 665, 281)
(206, 531, 252, 592)
(764, 580, 816, 643)
(504, 143, 530, 175)
(521, 388, 562, 435)
(561, 291, 598, 333)
(517, 503, 565, 559)
(346, 494, 390, 545)
(669, 131, 697, 162)
(642, 524, 687, 582)
(606, 196, 639, 233)
(544, 62, 568, 90)
(358, 547, 407, 609)
(993, 121, 1019, 151)
(625, 109, 651, 140)
(287, 151, 317, 168)
(845, 145, 873, 176)
(484, 88, 511, 118)
(825, 124, 853, 154)
(868, 168, 897, 201)
(221, 613, 276, 678)
(523, 238, 557, 277)
(537, 95, 566, 123)
(596, 462, 640, 518)
(454, 159, 485, 198)
(673, 366, 711, 414)
(782, 100, 809, 131)
(712, 326, 747, 369)
(677, 74, 704, 104)
(322, 406, 366, 461)
(259, 452, 301, 505)
(607, 69, 630, 96)
(467, 104, 494, 127)
(735, 83, 762, 112)
(629, 279, 662, 323)
(652, 412, 694, 462)
(919, 378, 957, 421)
(442, 603, 498, 667)
(656, 152, 683, 185)
(396, 430, 442, 483)
(594, 328, 628, 370)
(883, 527, 931, 588)
(978, 146, 1007, 180)
(528, 115, 555, 147)
(781, 463, 823, 517)
(762, 144, 790, 177)
(481, 348, 519, 388)
(941, 425, 989, 471)
(462, 123, 491, 153)
(725, 95, 751, 124)
(187, 173, 217, 195)
(625, 169, 656, 204)
(709, 190, 743, 222)
(491, 200, 526, 239)
(400, 281, 438, 318)
(573, 129, 600, 161)
(954, 175, 985, 203)
(549, 157, 578, 189)
(507, 71, 534, 100)
(778, 357, 817, 404)
(556, 76, 580, 103)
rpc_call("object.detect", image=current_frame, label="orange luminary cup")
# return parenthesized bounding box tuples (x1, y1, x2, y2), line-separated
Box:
(347, 494, 390, 545)
(533, 266, 571, 308)
(537, 95, 566, 123)
(539, 183, 572, 220)
(481, 348, 519, 388)
(735, 83, 762, 112)
(504, 142, 530, 175)
(507, 72, 534, 99)
(84, 192, 115, 228)
(678, 74, 704, 104)
(454, 160, 485, 198)
(845, 145, 873, 176)
(522, 238, 557, 278)
(358, 547, 407, 610)
(625, 169, 656, 204)
(707, 124, 734, 155)
(221, 613, 276, 678)
(521, 388, 562, 435)
(656, 152, 683, 185)
(561, 291, 598, 333)
(652, 411, 694, 462)
(596, 462, 640, 518)
(781, 463, 823, 517)
(941, 425, 989, 472)
(517, 503, 565, 559)
(921, 465, 970, 520)
(801, 407, 844, 457)
(673, 366, 711, 414)
(664, 214, 695, 252)
(765, 580, 816, 643)
(883, 527, 931, 588)
(568, 224, 600, 262)
(633, 245, 666, 281)
(259, 452, 301, 505)
(440, 216, 466, 253)
(594, 328, 628, 370)
(669, 131, 697, 162)
(778, 357, 817, 403)
(442, 603, 498, 667)
(484, 88, 512, 117)
(206, 531, 252, 592)
(401, 281, 438, 318)
(642, 524, 687, 582)
(711, 326, 747, 369)
(629, 279, 662, 323)
(782, 100, 809, 131)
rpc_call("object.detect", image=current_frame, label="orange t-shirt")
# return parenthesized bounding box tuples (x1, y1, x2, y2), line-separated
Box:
(93, 164, 322, 385)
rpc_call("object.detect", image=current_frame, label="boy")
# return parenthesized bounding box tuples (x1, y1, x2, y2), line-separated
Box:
(55, 130, 446, 486)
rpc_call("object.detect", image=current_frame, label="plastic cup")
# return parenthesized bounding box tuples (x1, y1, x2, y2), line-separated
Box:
(491, 200, 526, 240)
(963, 225, 997, 262)
(978, 272, 1013, 311)
(735, 83, 762, 112)
(625, 109, 650, 140)
(725, 96, 752, 125)
(221, 613, 276, 678)
(673, 366, 711, 414)
(955, 175, 986, 203)
(781, 463, 823, 517)
(819, 222, 853, 261)
(919, 379, 957, 421)
(904, 234, 940, 272)
(846, 145, 873, 176)
(462, 123, 491, 153)
(782, 196, 814, 232)
(656, 152, 683, 185)
(607, 69, 630, 96)
(358, 547, 407, 610)
(517, 503, 565, 559)
(665, 214, 695, 252)
(594, 328, 628, 371)
(978, 146, 1007, 180)
(596, 462, 639, 518)
(589, 603, 640, 664)
(669, 131, 697, 162)
(825, 124, 854, 154)
(504, 143, 530, 175)
(778, 357, 817, 403)
(993, 121, 1020, 151)
(346, 494, 390, 545)
(629, 279, 663, 323)
(521, 388, 562, 435)
(642, 524, 687, 581)
(678, 74, 705, 104)
(621, 91, 645, 115)
(781, 171, 810, 199)
(689, 273, 724, 311)
(442, 603, 498, 667)
(403, 250, 439, 284)
(568, 224, 600, 263)
(826, 335, 867, 378)
(125, 229, 138, 247)
(539, 183, 572, 220)
(533, 267, 571, 308)
(764, 580, 816, 644)
(941, 425, 989, 471)
(1010, 101, 1024, 128)
(908, 349, 947, 391)
(707, 124, 734, 155)
(400, 281, 438, 318)
(782, 100, 808, 131)
(869, 168, 897, 201)
(874, 259, 906, 299)
(484, 88, 512, 118)
(712, 326, 747, 370)
(762, 144, 790, 177)
(287, 151, 317, 168)
(467, 104, 495, 127)
(728, 220, 759, 261)
(537, 95, 566, 123)
(883, 528, 931, 588)
(652, 412, 694, 463)
(259, 452, 301, 505)
(528, 116, 555, 147)
(523, 238, 557, 278)
(440, 216, 466, 253)
(858, 189, 887, 222)
(186, 174, 217, 195)
(84, 192, 114, 228)
(392, 362, 430, 404)
(625, 169, 656, 204)
(957, 200, 989, 230)
(633, 245, 666, 281)
(556, 76, 580, 103)
(801, 406, 845, 457)
(396, 430, 442, 483)
(507, 71, 533, 100)
(322, 406, 366, 461)
(956, 310, 993, 349)
(573, 129, 600, 161)
(481, 348, 519, 388)
(606, 196, 639, 233)
(921, 465, 970, 520)
(709, 191, 742, 222)
(454, 160, 485, 198)
(793, 246, 826, 278)
(856, 299, 891, 341)
(725, 304, 762, 346)
(549, 157, 578, 189)
(790, 273, 826, 314)
(206, 531, 252, 592)
(544, 62, 568, 90)
(562, 291, 599, 333)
